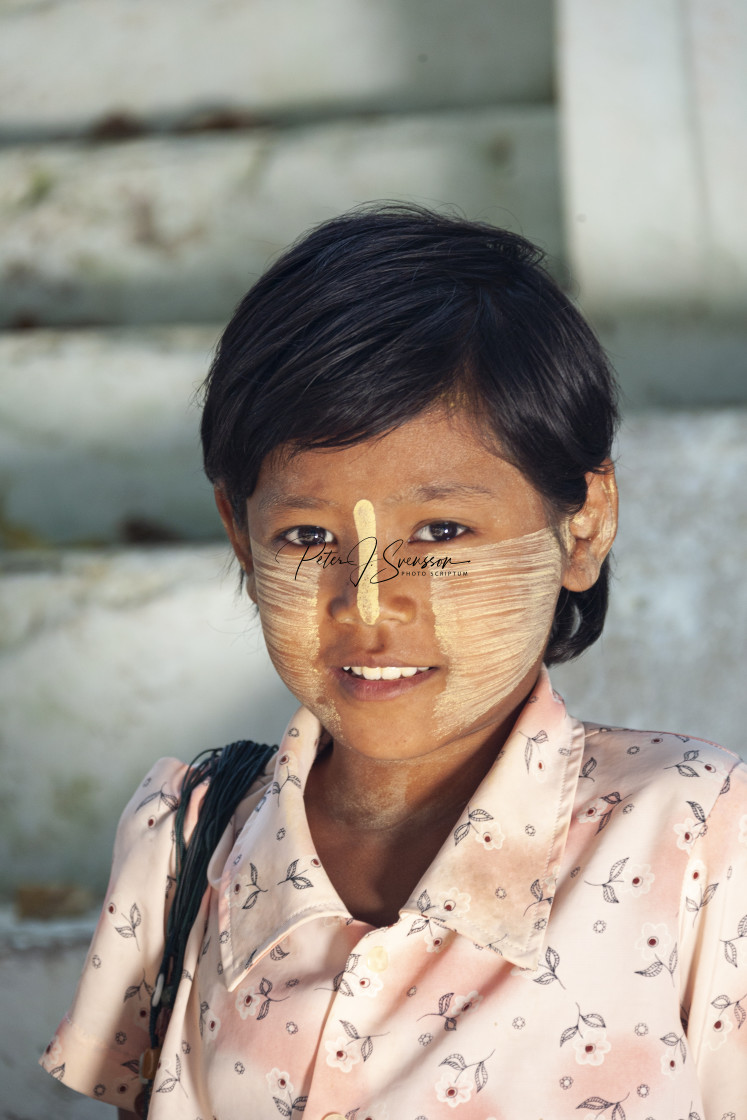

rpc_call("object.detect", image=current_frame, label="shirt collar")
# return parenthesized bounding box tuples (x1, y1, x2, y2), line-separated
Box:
(215, 667, 585, 990)
(399, 666, 586, 967)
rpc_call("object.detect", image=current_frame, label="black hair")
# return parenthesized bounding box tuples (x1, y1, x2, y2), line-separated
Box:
(201, 203, 619, 664)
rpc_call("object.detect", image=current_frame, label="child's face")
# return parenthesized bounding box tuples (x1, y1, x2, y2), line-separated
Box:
(218, 406, 613, 764)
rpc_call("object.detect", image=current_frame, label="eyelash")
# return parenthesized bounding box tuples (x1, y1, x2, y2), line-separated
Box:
(277, 521, 470, 547)
(411, 521, 470, 543)
(279, 526, 335, 547)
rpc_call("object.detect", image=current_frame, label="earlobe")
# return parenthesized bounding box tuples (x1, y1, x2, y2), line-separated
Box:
(561, 464, 618, 593)
(213, 487, 257, 601)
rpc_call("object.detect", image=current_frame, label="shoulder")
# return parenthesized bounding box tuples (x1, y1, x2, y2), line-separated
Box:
(578, 723, 746, 828)
(112, 756, 190, 861)
(116, 745, 277, 855)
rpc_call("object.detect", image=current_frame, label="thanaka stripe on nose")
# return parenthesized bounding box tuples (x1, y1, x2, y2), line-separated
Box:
(353, 498, 380, 624)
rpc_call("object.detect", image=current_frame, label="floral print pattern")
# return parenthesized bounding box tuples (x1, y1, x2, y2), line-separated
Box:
(40, 669, 747, 1117)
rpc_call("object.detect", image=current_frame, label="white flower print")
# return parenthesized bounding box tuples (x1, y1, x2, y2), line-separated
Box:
(474, 821, 504, 850)
(425, 928, 449, 953)
(236, 984, 263, 1019)
(707, 1015, 733, 1051)
(435, 1070, 472, 1108)
(673, 816, 700, 852)
(325, 1036, 361, 1073)
(738, 814, 747, 845)
(227, 864, 267, 911)
(542, 865, 561, 897)
(686, 858, 708, 888)
(572, 1027, 611, 1066)
(620, 862, 655, 896)
(452, 990, 483, 1017)
(577, 798, 608, 825)
(636, 922, 673, 962)
(528, 756, 548, 784)
(266, 1068, 294, 1096)
(660, 1050, 680, 1077)
(353, 969, 383, 999)
(433, 888, 471, 918)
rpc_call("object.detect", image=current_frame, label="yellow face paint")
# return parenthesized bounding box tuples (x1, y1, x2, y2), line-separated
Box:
(249, 537, 340, 735)
(353, 499, 380, 625)
(430, 527, 563, 734)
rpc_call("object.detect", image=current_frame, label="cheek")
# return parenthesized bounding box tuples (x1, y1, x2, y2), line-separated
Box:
(250, 541, 339, 732)
(431, 527, 562, 733)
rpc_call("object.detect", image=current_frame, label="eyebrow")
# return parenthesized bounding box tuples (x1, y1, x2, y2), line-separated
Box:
(390, 483, 496, 504)
(255, 491, 337, 516)
(255, 482, 497, 516)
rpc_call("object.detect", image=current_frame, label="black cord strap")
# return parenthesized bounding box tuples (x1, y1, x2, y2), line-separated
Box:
(138, 739, 277, 1117)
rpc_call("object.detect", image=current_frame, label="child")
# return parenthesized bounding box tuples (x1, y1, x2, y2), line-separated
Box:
(42, 206, 747, 1118)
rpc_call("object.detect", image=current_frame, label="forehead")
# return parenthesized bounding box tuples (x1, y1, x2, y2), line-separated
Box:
(249, 407, 546, 526)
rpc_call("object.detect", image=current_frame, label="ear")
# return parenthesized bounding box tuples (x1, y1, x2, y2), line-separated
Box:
(561, 462, 618, 593)
(213, 487, 257, 601)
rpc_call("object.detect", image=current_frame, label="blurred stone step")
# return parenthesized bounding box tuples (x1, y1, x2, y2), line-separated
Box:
(0, 544, 297, 897)
(558, 0, 747, 313)
(0, 907, 114, 1119)
(0, 106, 562, 328)
(0, 0, 553, 140)
(554, 409, 747, 758)
(2, 319, 747, 562)
(0, 326, 219, 548)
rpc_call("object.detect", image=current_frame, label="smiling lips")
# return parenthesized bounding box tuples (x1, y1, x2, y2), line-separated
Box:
(342, 665, 432, 680)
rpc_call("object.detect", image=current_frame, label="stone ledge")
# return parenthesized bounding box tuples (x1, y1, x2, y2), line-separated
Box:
(0, 325, 218, 547)
(0, 107, 562, 328)
(0, 0, 553, 137)
(0, 906, 97, 955)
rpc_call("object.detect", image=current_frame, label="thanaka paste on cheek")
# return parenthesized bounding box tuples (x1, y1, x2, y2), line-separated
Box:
(249, 537, 340, 736)
(431, 526, 563, 735)
(353, 499, 380, 625)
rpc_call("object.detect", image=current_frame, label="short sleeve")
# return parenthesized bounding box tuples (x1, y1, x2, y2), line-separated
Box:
(679, 757, 747, 1115)
(39, 756, 193, 1111)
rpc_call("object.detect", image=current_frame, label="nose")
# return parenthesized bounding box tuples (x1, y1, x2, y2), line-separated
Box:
(327, 556, 417, 627)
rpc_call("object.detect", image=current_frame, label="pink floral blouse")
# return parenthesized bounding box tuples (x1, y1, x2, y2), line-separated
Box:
(41, 668, 747, 1119)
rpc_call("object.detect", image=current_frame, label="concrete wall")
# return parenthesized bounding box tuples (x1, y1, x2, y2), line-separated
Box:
(0, 109, 562, 329)
(0, 0, 554, 137)
(558, 0, 747, 406)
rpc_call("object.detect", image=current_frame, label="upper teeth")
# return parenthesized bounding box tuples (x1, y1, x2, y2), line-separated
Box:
(343, 666, 431, 680)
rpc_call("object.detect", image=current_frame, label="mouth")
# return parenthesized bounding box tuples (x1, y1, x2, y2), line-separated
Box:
(333, 663, 437, 701)
(342, 665, 432, 680)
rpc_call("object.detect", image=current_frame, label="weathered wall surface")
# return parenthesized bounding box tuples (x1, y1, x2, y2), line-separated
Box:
(558, 0, 747, 405)
(0, 109, 562, 328)
(0, 0, 554, 136)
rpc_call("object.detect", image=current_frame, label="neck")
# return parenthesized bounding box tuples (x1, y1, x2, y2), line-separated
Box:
(305, 712, 518, 834)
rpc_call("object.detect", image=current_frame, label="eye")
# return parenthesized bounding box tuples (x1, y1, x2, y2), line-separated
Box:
(411, 521, 469, 543)
(280, 525, 334, 547)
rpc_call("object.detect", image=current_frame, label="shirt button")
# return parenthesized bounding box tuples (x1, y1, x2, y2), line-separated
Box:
(365, 946, 388, 972)
(323, 1114, 347, 1120)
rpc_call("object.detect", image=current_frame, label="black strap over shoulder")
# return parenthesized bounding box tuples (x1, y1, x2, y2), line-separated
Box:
(139, 738, 277, 1117)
